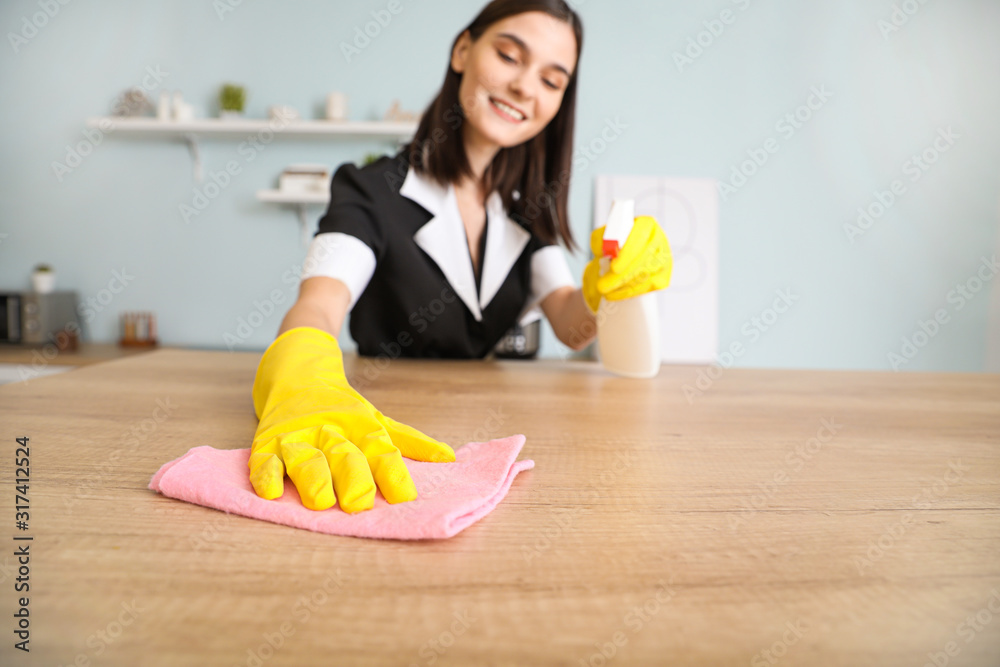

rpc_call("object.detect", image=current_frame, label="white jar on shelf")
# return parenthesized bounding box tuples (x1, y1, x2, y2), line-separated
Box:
(31, 266, 56, 293)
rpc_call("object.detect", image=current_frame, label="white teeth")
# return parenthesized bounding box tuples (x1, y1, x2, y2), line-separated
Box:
(491, 98, 524, 121)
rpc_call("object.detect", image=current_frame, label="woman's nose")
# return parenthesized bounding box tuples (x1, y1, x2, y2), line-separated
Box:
(507, 76, 533, 109)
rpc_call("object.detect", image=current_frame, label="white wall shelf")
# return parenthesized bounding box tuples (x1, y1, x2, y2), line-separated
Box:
(86, 116, 414, 180)
(87, 115, 415, 242)
(85, 116, 418, 139)
(256, 190, 332, 246)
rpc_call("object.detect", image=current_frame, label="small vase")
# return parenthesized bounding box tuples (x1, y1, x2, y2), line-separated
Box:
(325, 92, 348, 121)
(219, 110, 243, 121)
(32, 272, 56, 293)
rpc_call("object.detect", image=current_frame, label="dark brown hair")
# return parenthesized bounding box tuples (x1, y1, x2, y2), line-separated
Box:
(402, 0, 584, 253)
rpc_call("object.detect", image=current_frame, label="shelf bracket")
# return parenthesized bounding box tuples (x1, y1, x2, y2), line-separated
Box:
(295, 204, 312, 248)
(182, 133, 203, 182)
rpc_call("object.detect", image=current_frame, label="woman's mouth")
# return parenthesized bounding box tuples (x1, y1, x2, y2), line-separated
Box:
(489, 96, 526, 123)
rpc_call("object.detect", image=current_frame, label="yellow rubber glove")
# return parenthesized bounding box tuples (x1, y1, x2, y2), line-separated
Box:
(249, 326, 455, 513)
(582, 215, 673, 314)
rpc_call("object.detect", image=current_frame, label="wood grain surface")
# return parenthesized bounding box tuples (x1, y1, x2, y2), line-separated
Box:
(0, 349, 998, 666)
(0, 342, 159, 367)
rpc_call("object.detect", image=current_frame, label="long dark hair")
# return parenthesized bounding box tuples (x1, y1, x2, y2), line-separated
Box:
(402, 0, 583, 253)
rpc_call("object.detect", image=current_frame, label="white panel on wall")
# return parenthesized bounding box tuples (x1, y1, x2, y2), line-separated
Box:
(987, 197, 1000, 373)
(594, 175, 719, 364)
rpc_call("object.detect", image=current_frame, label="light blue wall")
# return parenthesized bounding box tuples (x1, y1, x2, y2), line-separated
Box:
(1, 0, 997, 370)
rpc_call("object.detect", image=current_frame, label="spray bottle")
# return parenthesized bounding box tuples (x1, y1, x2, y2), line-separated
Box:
(596, 199, 661, 378)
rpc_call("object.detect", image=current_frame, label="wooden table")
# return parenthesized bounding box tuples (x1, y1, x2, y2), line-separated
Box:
(1, 349, 998, 666)
(0, 342, 159, 367)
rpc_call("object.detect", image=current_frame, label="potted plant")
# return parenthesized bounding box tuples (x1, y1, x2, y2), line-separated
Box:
(31, 263, 56, 293)
(219, 83, 246, 119)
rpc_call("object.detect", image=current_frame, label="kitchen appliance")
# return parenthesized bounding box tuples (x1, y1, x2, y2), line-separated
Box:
(493, 320, 540, 359)
(0, 291, 81, 345)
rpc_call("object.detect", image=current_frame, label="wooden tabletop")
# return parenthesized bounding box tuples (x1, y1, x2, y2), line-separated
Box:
(0, 349, 998, 666)
(0, 342, 160, 367)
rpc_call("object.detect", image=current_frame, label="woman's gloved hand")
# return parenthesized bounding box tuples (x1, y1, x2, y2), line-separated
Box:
(249, 326, 455, 513)
(582, 215, 673, 314)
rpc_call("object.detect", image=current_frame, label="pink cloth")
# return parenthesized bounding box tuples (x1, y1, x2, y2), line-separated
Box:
(148, 434, 533, 540)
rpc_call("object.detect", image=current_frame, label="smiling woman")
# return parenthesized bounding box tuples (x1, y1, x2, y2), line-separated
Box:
(248, 0, 666, 515)
(290, 0, 594, 363)
(240, 0, 596, 516)
(413, 1, 584, 253)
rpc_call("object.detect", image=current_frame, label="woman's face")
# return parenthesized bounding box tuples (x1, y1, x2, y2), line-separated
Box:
(451, 11, 578, 151)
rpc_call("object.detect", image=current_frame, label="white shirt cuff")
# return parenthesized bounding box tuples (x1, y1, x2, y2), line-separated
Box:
(299, 233, 377, 311)
(517, 245, 576, 323)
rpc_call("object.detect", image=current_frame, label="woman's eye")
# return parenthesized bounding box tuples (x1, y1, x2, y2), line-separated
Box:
(543, 79, 559, 90)
(498, 51, 516, 63)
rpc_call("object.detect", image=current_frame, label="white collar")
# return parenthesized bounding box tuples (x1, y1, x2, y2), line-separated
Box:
(400, 164, 530, 322)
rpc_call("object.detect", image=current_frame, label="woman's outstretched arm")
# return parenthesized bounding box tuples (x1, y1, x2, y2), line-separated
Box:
(277, 276, 352, 339)
(541, 285, 596, 352)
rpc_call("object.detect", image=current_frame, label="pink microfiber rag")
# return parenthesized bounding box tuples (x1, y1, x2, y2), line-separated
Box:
(148, 434, 533, 540)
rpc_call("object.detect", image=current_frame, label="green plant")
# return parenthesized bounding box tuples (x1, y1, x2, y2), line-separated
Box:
(220, 84, 246, 112)
(33, 263, 52, 273)
(362, 152, 383, 166)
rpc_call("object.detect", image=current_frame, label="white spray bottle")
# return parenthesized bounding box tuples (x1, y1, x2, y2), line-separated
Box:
(596, 199, 661, 378)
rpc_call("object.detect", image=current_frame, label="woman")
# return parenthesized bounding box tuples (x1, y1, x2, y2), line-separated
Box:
(248, 0, 672, 514)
